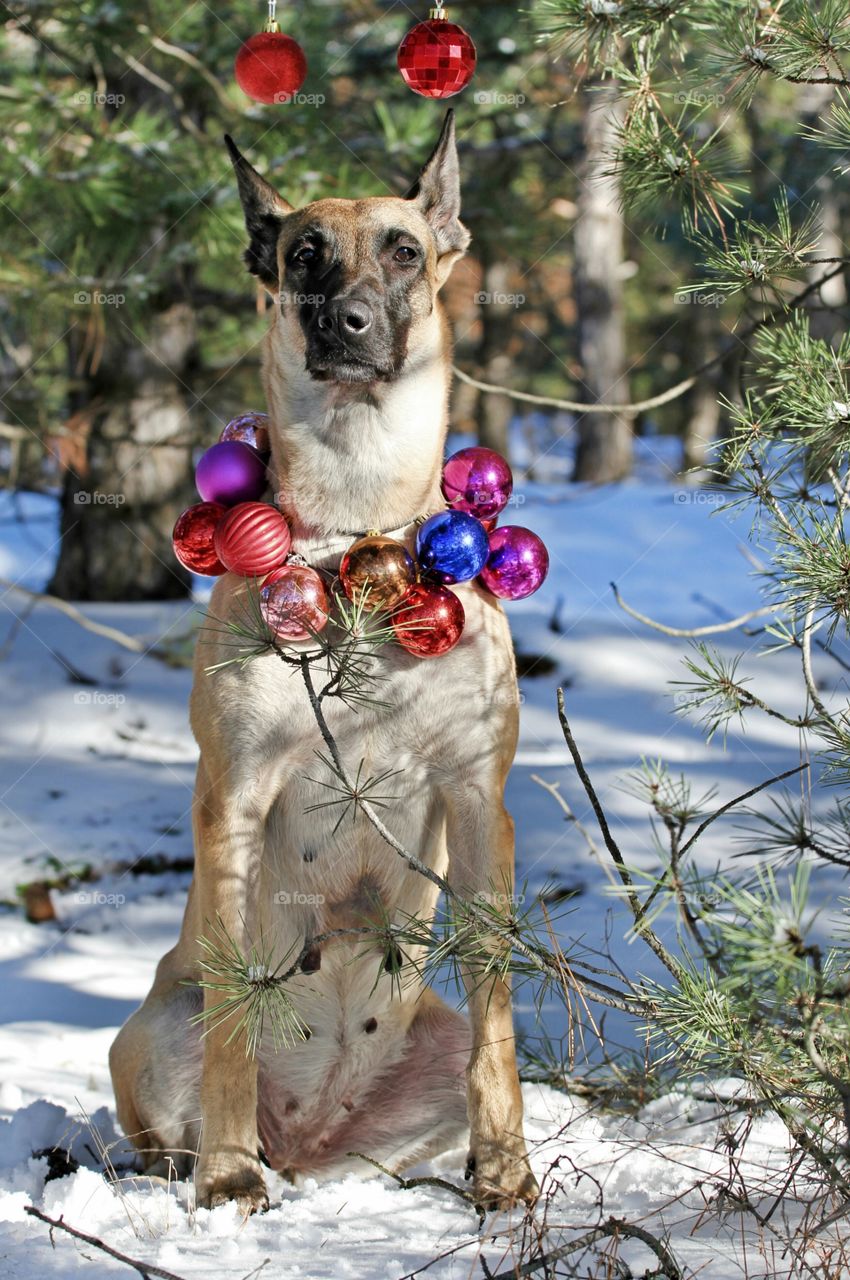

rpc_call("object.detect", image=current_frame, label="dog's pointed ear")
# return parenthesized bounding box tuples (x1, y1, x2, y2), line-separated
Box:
(407, 110, 470, 265)
(225, 135, 294, 290)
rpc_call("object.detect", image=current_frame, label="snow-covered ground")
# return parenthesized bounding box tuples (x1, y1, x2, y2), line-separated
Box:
(0, 458, 843, 1278)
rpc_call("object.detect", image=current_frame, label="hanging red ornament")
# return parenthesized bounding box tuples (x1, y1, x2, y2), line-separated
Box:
(397, 5, 476, 100)
(392, 583, 465, 657)
(261, 564, 329, 641)
(172, 502, 227, 576)
(214, 502, 291, 577)
(235, 2, 307, 105)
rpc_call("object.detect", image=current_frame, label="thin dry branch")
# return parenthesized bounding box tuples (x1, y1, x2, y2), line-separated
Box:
(454, 264, 846, 417)
(556, 688, 684, 983)
(485, 1214, 683, 1279)
(611, 581, 778, 637)
(0, 578, 162, 656)
(24, 1206, 190, 1280)
(452, 363, 698, 414)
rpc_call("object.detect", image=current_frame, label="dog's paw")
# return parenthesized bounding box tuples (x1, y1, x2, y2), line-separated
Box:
(465, 1143, 539, 1212)
(196, 1166, 269, 1217)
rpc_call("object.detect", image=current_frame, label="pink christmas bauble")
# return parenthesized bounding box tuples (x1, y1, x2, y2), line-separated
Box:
(441, 446, 513, 520)
(479, 526, 549, 600)
(260, 564, 329, 641)
(213, 502, 291, 577)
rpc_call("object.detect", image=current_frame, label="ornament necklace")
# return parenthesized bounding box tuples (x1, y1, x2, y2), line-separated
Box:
(173, 413, 550, 660)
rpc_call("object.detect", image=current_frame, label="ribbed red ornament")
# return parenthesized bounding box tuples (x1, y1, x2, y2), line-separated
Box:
(213, 503, 291, 577)
(234, 31, 307, 104)
(172, 502, 227, 576)
(392, 583, 465, 657)
(397, 12, 476, 99)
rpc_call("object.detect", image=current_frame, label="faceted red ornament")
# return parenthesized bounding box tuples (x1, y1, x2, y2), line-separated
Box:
(392, 583, 465, 657)
(213, 502, 291, 577)
(220, 411, 271, 457)
(397, 12, 476, 99)
(260, 564, 329, 642)
(172, 502, 227, 576)
(234, 31, 307, 104)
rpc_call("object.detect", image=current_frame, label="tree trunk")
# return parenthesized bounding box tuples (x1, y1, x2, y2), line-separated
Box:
(682, 299, 724, 477)
(49, 302, 198, 601)
(572, 86, 633, 483)
(798, 84, 847, 345)
(474, 258, 514, 458)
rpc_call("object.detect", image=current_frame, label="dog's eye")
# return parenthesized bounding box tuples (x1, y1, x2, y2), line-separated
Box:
(293, 245, 318, 266)
(393, 245, 418, 264)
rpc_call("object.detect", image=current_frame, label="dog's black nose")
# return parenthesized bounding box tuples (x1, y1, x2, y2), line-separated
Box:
(317, 298, 373, 339)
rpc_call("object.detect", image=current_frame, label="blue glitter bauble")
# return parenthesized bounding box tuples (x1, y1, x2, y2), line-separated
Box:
(415, 510, 490, 584)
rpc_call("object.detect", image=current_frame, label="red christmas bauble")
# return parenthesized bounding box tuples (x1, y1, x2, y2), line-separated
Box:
(392, 583, 465, 657)
(261, 564, 329, 641)
(214, 502, 291, 577)
(172, 502, 227, 576)
(234, 31, 307, 104)
(397, 17, 476, 99)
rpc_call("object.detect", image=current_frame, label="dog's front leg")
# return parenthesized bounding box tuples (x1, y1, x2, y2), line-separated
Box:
(192, 757, 269, 1215)
(445, 787, 539, 1210)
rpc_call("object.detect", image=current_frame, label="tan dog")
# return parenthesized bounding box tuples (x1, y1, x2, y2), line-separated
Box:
(109, 112, 537, 1215)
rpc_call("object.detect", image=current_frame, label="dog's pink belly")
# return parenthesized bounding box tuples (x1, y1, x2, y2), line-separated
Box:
(255, 995, 471, 1178)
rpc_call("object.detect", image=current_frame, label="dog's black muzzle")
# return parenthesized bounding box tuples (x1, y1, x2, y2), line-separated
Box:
(302, 289, 401, 384)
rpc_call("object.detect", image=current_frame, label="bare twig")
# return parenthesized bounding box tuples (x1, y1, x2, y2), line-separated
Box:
(801, 602, 832, 724)
(485, 1214, 683, 1279)
(454, 264, 846, 417)
(611, 581, 778, 637)
(347, 1152, 478, 1207)
(557, 688, 683, 982)
(677, 763, 809, 863)
(452, 363, 699, 414)
(24, 1206, 190, 1280)
(530, 772, 619, 888)
(0, 578, 157, 655)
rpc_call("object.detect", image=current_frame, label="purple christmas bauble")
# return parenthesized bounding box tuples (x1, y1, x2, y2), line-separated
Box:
(441, 446, 513, 520)
(479, 526, 549, 600)
(220, 412, 271, 457)
(415, 509, 490, 584)
(195, 441, 268, 506)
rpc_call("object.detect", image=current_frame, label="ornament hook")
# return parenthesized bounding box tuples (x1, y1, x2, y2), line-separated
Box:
(264, 0, 280, 34)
